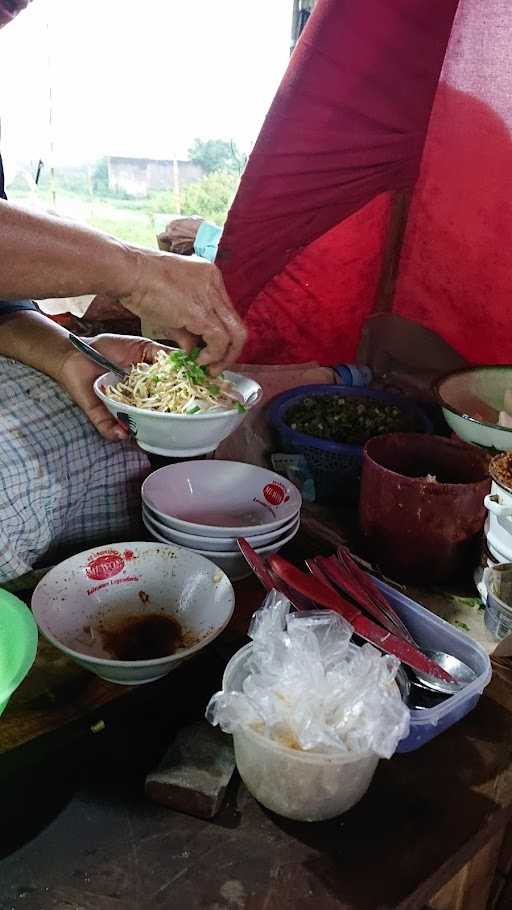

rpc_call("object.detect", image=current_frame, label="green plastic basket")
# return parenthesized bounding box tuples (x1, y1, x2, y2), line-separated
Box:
(0, 588, 38, 716)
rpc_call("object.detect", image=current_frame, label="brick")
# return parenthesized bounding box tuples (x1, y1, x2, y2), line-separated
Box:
(145, 721, 235, 820)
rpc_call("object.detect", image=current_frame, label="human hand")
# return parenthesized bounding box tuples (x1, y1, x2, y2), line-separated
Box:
(119, 248, 247, 374)
(57, 333, 166, 442)
(157, 216, 204, 255)
(84, 294, 132, 322)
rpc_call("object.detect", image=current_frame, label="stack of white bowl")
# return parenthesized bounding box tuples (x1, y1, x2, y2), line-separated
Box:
(142, 461, 302, 581)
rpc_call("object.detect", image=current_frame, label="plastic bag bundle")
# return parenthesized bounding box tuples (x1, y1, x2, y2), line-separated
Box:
(207, 590, 409, 759)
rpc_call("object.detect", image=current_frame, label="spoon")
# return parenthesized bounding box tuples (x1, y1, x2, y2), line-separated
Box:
(411, 648, 477, 695)
(68, 333, 128, 378)
(323, 553, 474, 697)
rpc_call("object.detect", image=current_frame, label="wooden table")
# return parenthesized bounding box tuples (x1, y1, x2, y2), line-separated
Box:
(1, 567, 512, 909)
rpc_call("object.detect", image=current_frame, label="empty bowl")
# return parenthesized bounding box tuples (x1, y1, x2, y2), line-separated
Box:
(143, 517, 301, 582)
(435, 365, 512, 451)
(31, 542, 235, 685)
(94, 371, 262, 457)
(142, 461, 302, 538)
(142, 504, 299, 552)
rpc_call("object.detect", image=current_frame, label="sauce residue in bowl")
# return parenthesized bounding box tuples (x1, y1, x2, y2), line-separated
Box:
(99, 613, 184, 661)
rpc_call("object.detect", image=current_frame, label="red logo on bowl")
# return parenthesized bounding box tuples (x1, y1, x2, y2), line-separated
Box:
(263, 482, 289, 507)
(85, 550, 125, 581)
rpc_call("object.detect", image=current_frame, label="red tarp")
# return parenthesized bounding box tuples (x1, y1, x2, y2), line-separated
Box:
(218, 0, 459, 365)
(394, 0, 512, 364)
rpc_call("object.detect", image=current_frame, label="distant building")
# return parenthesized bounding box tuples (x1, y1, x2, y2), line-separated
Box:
(107, 156, 204, 197)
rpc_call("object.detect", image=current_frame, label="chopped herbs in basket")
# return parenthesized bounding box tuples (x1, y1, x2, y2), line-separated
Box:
(284, 395, 417, 446)
(107, 347, 246, 415)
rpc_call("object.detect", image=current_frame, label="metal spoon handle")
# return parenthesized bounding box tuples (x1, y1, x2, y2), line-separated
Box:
(68, 333, 128, 378)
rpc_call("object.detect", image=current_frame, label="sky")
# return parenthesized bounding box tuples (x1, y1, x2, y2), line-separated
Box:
(0, 0, 292, 175)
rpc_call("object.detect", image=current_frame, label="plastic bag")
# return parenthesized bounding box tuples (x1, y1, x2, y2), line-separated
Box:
(207, 590, 409, 759)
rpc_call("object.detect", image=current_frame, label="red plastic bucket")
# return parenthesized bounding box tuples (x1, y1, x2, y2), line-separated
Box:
(359, 434, 490, 583)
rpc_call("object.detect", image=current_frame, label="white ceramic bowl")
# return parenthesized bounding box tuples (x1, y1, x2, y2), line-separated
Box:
(144, 518, 300, 582)
(31, 542, 234, 685)
(142, 504, 299, 552)
(435, 366, 512, 451)
(94, 370, 262, 457)
(142, 460, 302, 538)
(222, 645, 379, 821)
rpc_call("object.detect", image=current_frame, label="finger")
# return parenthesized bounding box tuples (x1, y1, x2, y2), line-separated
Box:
(172, 328, 201, 353)
(196, 321, 230, 368)
(209, 304, 247, 368)
(139, 339, 173, 363)
(157, 233, 172, 253)
(81, 399, 129, 442)
(207, 274, 247, 364)
(181, 308, 231, 367)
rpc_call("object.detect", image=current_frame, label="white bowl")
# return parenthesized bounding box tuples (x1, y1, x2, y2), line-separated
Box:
(142, 460, 302, 537)
(144, 518, 300, 582)
(142, 504, 299, 552)
(222, 645, 379, 821)
(435, 366, 512, 452)
(31, 542, 234, 685)
(94, 370, 262, 457)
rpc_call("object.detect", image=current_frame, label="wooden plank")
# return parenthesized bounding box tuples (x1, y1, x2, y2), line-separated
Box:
(4, 552, 512, 908)
(426, 828, 506, 910)
(492, 876, 512, 910)
(0, 577, 263, 767)
(3, 681, 512, 910)
(497, 817, 512, 877)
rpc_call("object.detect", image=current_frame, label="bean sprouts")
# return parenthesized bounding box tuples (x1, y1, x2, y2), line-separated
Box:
(106, 348, 244, 415)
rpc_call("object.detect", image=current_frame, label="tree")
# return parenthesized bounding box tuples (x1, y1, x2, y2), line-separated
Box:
(92, 157, 109, 195)
(179, 170, 240, 225)
(188, 138, 245, 176)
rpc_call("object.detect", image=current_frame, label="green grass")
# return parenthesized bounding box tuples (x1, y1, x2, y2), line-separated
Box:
(87, 213, 157, 248)
(6, 172, 240, 249)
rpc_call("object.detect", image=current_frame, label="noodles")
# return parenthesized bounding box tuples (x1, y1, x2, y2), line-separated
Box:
(106, 348, 244, 415)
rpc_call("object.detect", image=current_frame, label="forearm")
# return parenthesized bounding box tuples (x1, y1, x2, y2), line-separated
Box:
(0, 200, 136, 301)
(0, 310, 73, 381)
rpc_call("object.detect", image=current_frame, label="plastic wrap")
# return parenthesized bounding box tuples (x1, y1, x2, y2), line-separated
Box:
(207, 590, 409, 759)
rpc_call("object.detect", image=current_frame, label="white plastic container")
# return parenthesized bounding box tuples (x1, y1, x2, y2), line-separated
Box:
(222, 644, 379, 821)
(485, 488, 512, 563)
(483, 563, 512, 640)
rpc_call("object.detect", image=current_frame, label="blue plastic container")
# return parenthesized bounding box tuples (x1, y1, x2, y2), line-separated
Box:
(373, 579, 492, 753)
(267, 385, 433, 503)
(334, 364, 373, 387)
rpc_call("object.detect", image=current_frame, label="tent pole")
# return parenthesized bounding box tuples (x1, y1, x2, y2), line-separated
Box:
(371, 190, 412, 317)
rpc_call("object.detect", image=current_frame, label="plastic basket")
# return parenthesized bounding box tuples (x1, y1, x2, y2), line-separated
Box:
(267, 385, 433, 503)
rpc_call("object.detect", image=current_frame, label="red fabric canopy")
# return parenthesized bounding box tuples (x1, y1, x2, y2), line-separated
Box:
(218, 0, 459, 364)
(394, 0, 512, 364)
